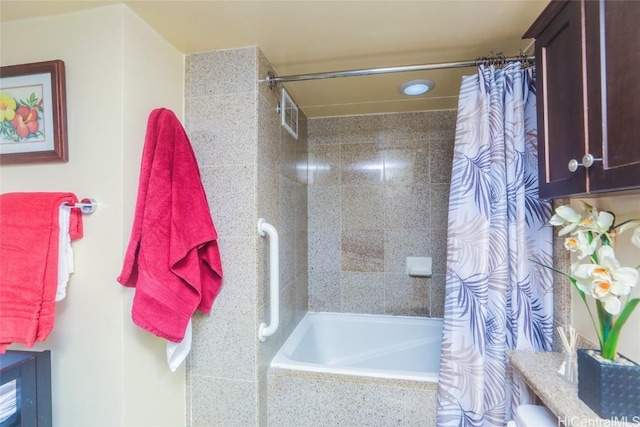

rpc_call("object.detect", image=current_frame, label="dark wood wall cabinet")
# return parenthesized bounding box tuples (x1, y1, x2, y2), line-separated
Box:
(524, 0, 640, 199)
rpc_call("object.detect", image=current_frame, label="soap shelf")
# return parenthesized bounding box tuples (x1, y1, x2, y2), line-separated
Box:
(406, 256, 432, 277)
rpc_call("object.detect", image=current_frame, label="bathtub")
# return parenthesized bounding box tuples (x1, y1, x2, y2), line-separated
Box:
(271, 311, 443, 382)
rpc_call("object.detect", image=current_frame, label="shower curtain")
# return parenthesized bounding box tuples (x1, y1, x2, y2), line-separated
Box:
(436, 62, 553, 427)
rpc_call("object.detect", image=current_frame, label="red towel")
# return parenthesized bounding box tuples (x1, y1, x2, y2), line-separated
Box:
(117, 108, 223, 342)
(0, 192, 83, 352)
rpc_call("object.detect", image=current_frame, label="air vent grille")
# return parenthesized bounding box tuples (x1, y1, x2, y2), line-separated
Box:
(281, 88, 298, 140)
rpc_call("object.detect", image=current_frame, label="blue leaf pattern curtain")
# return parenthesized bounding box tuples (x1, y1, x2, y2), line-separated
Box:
(436, 63, 553, 427)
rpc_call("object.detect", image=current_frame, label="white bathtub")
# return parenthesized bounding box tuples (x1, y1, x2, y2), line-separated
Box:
(271, 312, 443, 382)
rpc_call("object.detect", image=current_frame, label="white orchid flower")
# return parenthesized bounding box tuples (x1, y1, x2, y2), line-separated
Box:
(619, 220, 640, 249)
(579, 209, 614, 234)
(550, 205, 583, 236)
(546, 204, 640, 360)
(590, 246, 637, 294)
(633, 227, 640, 249)
(564, 231, 597, 259)
(572, 245, 639, 315)
(573, 274, 624, 315)
(573, 266, 597, 295)
(600, 293, 622, 316)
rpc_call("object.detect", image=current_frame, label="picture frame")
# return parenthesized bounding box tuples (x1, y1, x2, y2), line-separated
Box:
(0, 60, 68, 164)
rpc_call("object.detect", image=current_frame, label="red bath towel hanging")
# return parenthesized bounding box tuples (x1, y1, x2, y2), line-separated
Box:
(118, 108, 223, 342)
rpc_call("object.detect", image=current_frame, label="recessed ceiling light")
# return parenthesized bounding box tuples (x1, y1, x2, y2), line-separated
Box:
(399, 79, 435, 96)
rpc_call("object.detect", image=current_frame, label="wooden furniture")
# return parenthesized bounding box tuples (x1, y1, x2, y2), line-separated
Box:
(524, 0, 640, 199)
(0, 350, 52, 427)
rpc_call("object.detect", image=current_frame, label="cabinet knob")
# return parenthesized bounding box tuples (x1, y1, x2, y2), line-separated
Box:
(568, 154, 602, 172)
(568, 159, 581, 172)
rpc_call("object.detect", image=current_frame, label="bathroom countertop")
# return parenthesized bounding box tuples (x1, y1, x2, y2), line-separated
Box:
(508, 350, 640, 426)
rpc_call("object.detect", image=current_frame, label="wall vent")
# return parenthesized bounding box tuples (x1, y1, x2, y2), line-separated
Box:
(280, 88, 299, 140)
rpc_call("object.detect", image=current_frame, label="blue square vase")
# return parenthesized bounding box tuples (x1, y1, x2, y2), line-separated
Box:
(577, 349, 640, 420)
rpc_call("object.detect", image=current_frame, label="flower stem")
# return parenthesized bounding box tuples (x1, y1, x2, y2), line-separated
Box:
(601, 297, 640, 360)
(529, 258, 604, 348)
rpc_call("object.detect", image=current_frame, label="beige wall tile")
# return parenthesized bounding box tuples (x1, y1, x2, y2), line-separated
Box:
(342, 230, 385, 272)
(381, 144, 430, 184)
(384, 184, 431, 230)
(384, 228, 433, 274)
(342, 185, 385, 230)
(309, 229, 342, 273)
(268, 369, 438, 427)
(308, 117, 342, 145)
(308, 111, 456, 316)
(428, 274, 447, 318)
(308, 186, 340, 229)
(212, 237, 257, 310)
(340, 114, 384, 145)
(428, 110, 458, 139)
(187, 93, 258, 167)
(309, 271, 341, 312)
(200, 165, 256, 237)
(190, 375, 257, 426)
(430, 183, 451, 230)
(429, 138, 455, 184)
(188, 308, 256, 380)
(188, 47, 257, 97)
(340, 272, 385, 313)
(308, 145, 341, 186)
(381, 112, 430, 143)
(384, 274, 429, 316)
(341, 143, 385, 185)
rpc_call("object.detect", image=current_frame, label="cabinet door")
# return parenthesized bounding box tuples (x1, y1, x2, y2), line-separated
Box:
(585, 0, 640, 193)
(536, 1, 588, 199)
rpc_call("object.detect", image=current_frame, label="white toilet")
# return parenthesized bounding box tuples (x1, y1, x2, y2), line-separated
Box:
(506, 404, 556, 427)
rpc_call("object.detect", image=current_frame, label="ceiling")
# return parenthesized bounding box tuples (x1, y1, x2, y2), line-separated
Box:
(0, 0, 550, 118)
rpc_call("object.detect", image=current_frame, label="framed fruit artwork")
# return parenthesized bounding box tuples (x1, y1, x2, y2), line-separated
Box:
(0, 60, 68, 164)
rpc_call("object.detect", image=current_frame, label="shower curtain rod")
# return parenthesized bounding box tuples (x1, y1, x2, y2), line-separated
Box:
(266, 54, 534, 89)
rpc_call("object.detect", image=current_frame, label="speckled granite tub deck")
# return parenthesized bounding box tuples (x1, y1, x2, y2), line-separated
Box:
(509, 351, 640, 427)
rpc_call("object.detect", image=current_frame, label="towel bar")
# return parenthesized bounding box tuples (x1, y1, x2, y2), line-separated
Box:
(65, 198, 97, 214)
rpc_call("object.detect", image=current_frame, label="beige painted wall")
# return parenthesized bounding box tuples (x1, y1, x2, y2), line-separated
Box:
(1, 5, 186, 426)
(570, 193, 640, 363)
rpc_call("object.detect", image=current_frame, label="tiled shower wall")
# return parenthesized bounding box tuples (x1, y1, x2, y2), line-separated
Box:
(255, 50, 309, 425)
(307, 111, 456, 317)
(184, 46, 308, 426)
